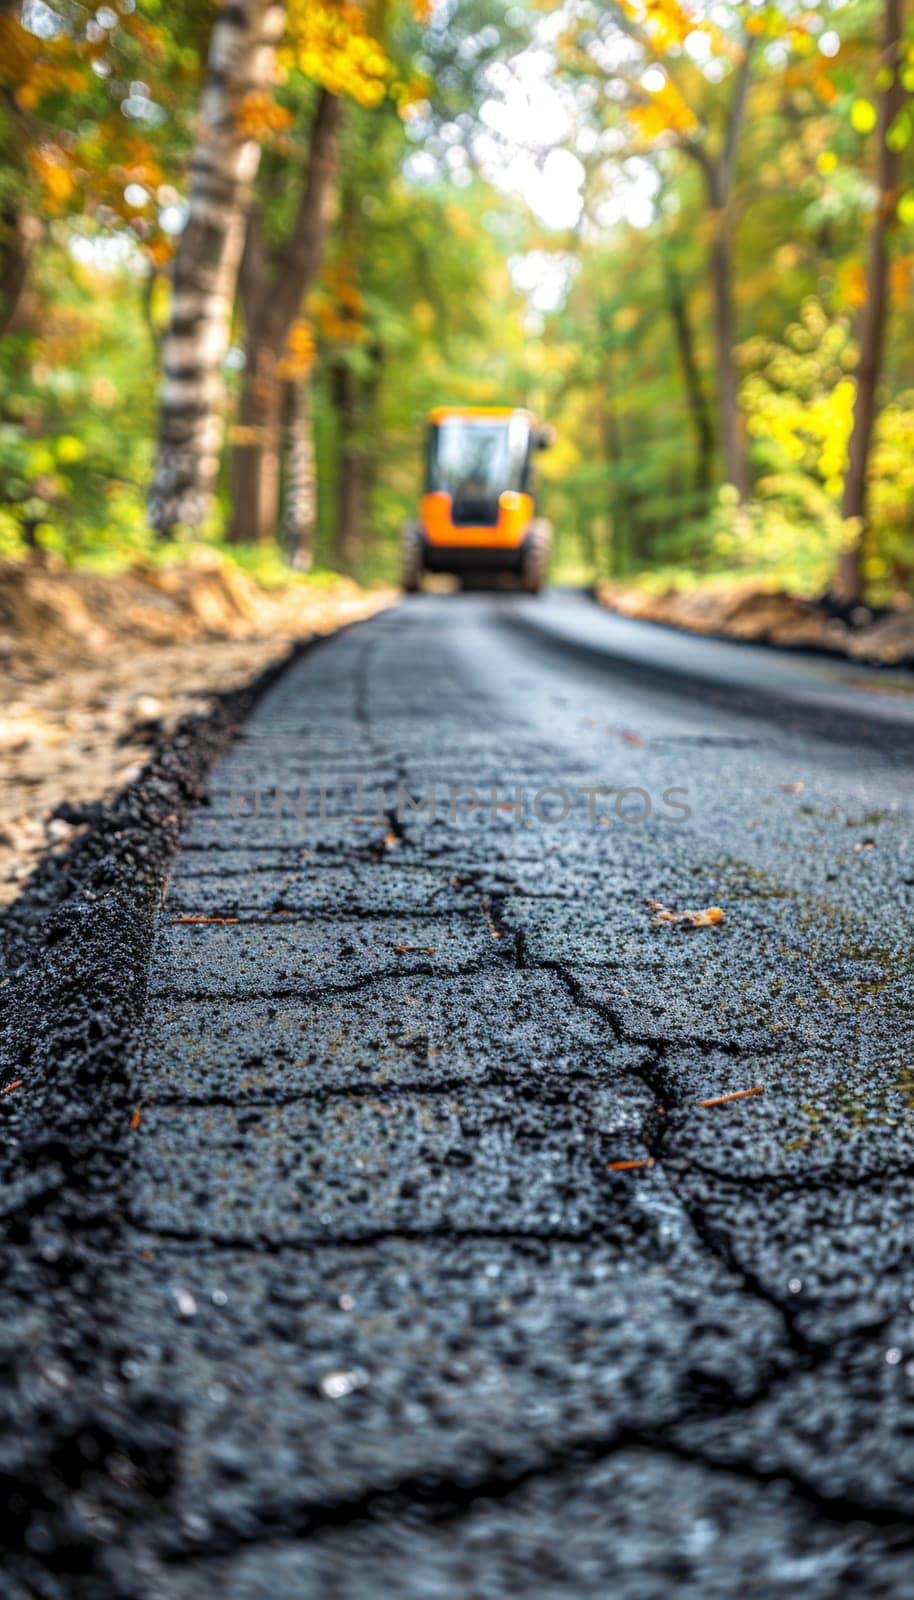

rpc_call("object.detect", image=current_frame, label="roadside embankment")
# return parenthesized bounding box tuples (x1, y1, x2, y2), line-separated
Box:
(0, 551, 395, 902)
(596, 578, 914, 669)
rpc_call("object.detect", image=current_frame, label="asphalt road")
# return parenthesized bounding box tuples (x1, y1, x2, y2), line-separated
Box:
(5, 591, 914, 1597)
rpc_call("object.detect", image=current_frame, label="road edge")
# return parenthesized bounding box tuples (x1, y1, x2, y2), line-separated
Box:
(0, 615, 379, 1588)
(503, 600, 914, 744)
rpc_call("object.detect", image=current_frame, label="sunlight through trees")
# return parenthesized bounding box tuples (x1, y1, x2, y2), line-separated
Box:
(2, 0, 914, 605)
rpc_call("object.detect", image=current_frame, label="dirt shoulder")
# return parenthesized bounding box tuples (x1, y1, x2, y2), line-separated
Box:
(0, 552, 395, 903)
(596, 577, 914, 670)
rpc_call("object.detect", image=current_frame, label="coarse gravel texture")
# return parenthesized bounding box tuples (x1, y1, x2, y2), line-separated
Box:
(2, 591, 914, 1598)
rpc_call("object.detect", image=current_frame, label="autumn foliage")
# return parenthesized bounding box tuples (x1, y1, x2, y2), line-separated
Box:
(0, 0, 913, 603)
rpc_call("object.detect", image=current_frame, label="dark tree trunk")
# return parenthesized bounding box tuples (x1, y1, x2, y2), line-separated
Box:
(359, 339, 383, 533)
(663, 256, 715, 500)
(332, 361, 364, 574)
(708, 218, 748, 500)
(0, 8, 39, 336)
(838, 0, 907, 602)
(684, 38, 754, 502)
(231, 344, 284, 542)
(230, 89, 343, 544)
(600, 361, 629, 574)
(0, 200, 38, 336)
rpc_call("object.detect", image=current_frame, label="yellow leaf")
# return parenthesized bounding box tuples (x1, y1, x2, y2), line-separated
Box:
(890, 255, 913, 304)
(850, 98, 877, 134)
(236, 90, 294, 139)
(838, 261, 868, 309)
(286, 0, 394, 106)
(55, 436, 84, 464)
(277, 319, 316, 380)
(30, 146, 77, 212)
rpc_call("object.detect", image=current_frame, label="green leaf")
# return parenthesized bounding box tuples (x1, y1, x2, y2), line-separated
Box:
(886, 108, 911, 151)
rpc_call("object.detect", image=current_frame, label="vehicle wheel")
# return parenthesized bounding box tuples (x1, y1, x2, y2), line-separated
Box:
(521, 519, 551, 595)
(401, 521, 423, 593)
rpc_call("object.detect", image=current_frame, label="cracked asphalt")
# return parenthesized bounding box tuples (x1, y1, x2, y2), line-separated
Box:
(4, 591, 914, 1597)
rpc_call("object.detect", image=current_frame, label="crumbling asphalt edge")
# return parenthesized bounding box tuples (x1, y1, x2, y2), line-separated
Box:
(0, 625, 366, 1598)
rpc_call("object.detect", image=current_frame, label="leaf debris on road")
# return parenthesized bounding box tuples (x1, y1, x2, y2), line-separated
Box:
(171, 915, 241, 925)
(697, 1086, 765, 1108)
(647, 900, 726, 928)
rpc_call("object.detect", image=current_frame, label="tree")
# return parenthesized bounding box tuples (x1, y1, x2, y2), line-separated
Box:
(226, 0, 425, 547)
(565, 1, 758, 498)
(281, 370, 318, 567)
(316, 177, 381, 573)
(679, 34, 755, 500)
(230, 88, 343, 544)
(838, 0, 909, 602)
(0, 1, 207, 556)
(0, 0, 185, 334)
(7, 0, 914, 604)
(654, 176, 716, 503)
(663, 247, 715, 499)
(148, 0, 286, 536)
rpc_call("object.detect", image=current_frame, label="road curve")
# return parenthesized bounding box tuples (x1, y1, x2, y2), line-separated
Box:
(509, 589, 914, 733)
(5, 591, 914, 1597)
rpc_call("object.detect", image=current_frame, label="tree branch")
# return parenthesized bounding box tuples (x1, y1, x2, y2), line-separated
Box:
(721, 35, 756, 192)
(263, 89, 344, 343)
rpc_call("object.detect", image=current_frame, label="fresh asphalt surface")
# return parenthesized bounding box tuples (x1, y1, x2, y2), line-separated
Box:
(7, 591, 914, 1595)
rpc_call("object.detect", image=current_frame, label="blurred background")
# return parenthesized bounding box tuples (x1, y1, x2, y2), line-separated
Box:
(1, 0, 914, 600)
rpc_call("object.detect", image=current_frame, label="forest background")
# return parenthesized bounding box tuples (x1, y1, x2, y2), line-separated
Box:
(3, 0, 914, 609)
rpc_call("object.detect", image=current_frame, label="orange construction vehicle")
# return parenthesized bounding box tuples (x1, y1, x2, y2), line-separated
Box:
(401, 406, 553, 594)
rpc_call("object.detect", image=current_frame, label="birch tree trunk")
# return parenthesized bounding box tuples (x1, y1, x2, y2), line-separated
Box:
(838, 0, 907, 603)
(282, 377, 317, 569)
(148, 0, 285, 536)
(230, 89, 343, 543)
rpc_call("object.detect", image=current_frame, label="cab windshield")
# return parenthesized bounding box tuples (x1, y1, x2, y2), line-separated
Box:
(427, 415, 530, 524)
